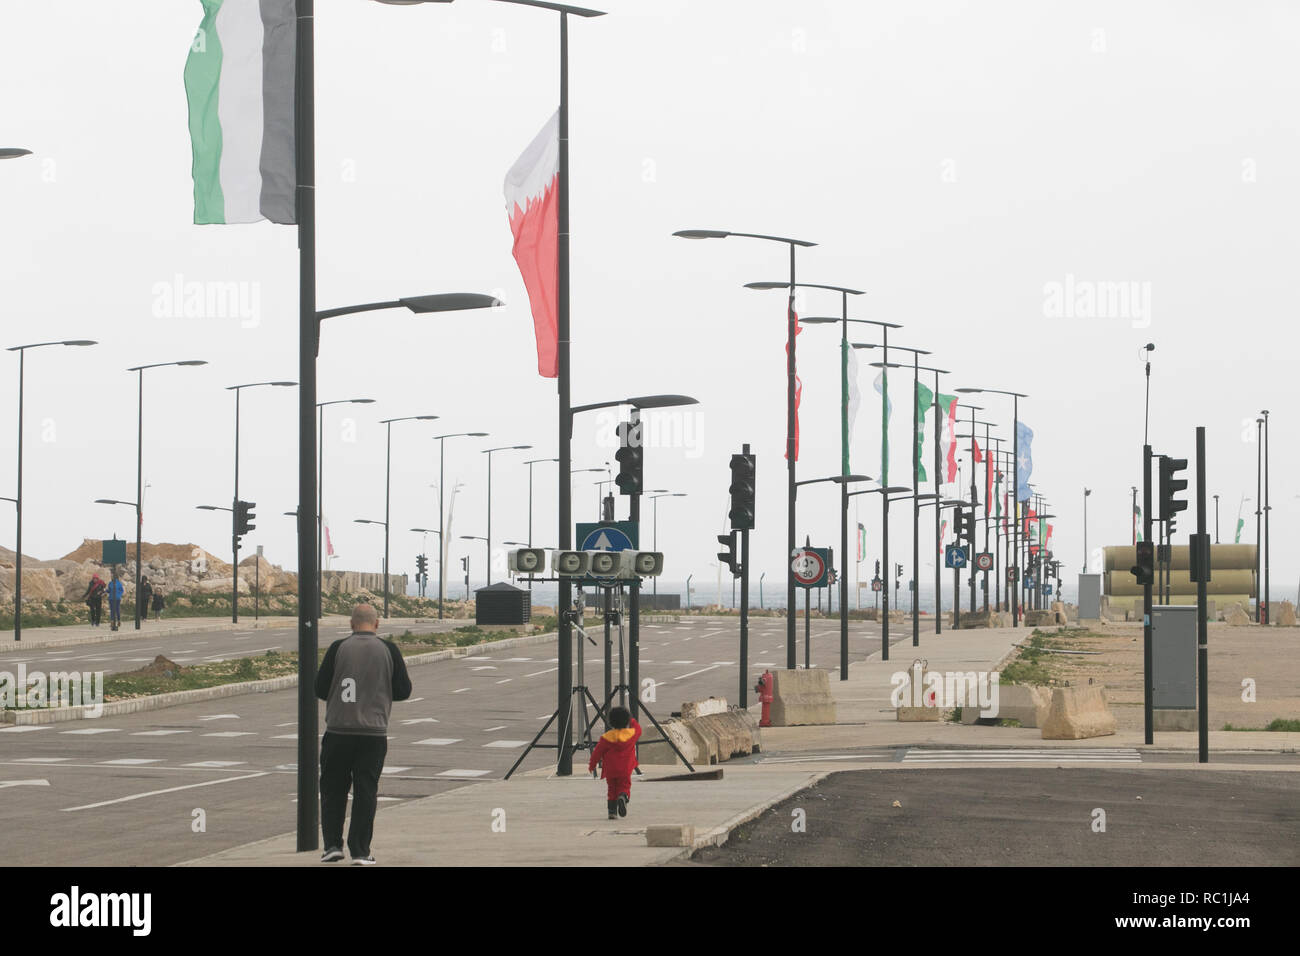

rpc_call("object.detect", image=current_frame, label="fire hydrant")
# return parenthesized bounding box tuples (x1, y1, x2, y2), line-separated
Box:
(755, 670, 775, 727)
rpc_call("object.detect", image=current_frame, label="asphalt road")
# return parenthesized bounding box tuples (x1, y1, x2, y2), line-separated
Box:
(690, 767, 1300, 866)
(0, 614, 883, 865)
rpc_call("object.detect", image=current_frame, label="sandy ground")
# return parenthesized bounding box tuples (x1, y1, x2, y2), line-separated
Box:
(1015, 621, 1299, 732)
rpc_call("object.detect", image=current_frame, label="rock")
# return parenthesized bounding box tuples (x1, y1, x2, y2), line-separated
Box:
(1225, 604, 1252, 626)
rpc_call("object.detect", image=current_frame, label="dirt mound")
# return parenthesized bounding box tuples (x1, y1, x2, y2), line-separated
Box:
(124, 655, 185, 678)
(60, 539, 224, 565)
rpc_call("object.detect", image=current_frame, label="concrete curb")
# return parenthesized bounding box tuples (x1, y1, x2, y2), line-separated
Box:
(0, 629, 561, 724)
(0, 616, 310, 655)
(674, 769, 834, 859)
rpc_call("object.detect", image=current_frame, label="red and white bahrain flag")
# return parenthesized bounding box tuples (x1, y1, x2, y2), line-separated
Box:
(504, 110, 560, 378)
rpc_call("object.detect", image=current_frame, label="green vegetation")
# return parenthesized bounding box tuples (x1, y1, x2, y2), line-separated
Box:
(998, 631, 1061, 685)
(1222, 719, 1300, 732)
(101, 648, 304, 701)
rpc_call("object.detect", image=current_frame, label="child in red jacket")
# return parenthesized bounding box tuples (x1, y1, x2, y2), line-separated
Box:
(589, 706, 642, 819)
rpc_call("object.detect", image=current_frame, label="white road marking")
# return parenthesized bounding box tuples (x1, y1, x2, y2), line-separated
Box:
(900, 748, 1142, 764)
(524, 668, 557, 678)
(0, 779, 50, 789)
(669, 660, 695, 664)
(496, 678, 512, 684)
(437, 769, 489, 778)
(407, 697, 425, 703)
(483, 740, 528, 749)
(381, 766, 411, 775)
(470, 666, 497, 671)
(276, 721, 297, 727)
(413, 738, 462, 746)
(202, 731, 257, 738)
(0, 726, 51, 734)
(100, 758, 164, 766)
(61, 772, 269, 811)
(60, 728, 121, 735)
(452, 687, 470, 694)
(271, 734, 298, 740)
(183, 760, 246, 768)
(400, 717, 439, 725)
(14, 757, 69, 763)
(130, 730, 191, 736)
(674, 664, 722, 680)
(483, 725, 507, 732)
(199, 714, 240, 721)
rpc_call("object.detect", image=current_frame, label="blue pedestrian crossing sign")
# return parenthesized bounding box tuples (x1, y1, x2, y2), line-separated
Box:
(944, 545, 969, 569)
(1044, 584, 1054, 595)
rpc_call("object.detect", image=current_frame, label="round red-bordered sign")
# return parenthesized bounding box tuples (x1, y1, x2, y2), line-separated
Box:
(791, 549, 826, 586)
(974, 552, 993, 572)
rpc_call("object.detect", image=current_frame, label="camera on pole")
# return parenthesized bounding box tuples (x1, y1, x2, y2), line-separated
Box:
(728, 452, 756, 530)
(614, 421, 643, 496)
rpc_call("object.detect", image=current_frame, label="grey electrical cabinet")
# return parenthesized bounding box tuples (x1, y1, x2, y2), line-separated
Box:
(1077, 574, 1102, 619)
(1152, 605, 1197, 710)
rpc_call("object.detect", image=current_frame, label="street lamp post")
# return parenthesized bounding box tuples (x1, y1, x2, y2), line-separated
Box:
(847, 484, 912, 657)
(675, 229, 816, 670)
(523, 457, 558, 593)
(1083, 487, 1092, 573)
(376, 415, 440, 617)
(481, 444, 533, 586)
(126, 360, 208, 630)
(227, 381, 295, 623)
(317, 398, 376, 614)
(957, 388, 1028, 626)
(8, 339, 96, 641)
(795, 473, 872, 671)
(1262, 409, 1270, 624)
(433, 432, 490, 619)
(648, 492, 686, 603)
(799, 299, 903, 674)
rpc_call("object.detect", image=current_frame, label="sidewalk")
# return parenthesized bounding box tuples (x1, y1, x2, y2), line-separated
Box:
(0, 614, 307, 652)
(180, 623, 1297, 867)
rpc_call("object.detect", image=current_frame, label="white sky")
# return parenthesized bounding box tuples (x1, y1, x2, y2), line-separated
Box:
(2, 1, 1296, 600)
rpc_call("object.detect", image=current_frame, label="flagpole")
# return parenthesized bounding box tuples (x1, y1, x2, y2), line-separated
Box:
(933, 369, 941, 634)
(911, 351, 919, 646)
(556, 8, 574, 774)
(839, 293, 850, 678)
(880, 326, 889, 661)
(294, 0, 319, 852)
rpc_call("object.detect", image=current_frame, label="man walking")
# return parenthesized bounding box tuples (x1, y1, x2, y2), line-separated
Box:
(107, 570, 124, 631)
(314, 603, 411, 865)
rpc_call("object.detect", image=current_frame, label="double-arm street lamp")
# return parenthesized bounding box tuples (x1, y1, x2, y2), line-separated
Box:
(8, 339, 97, 641)
(122, 360, 209, 630)
(647, 492, 686, 601)
(316, 398, 376, 613)
(482, 444, 533, 585)
(956, 387, 1028, 626)
(375, 415, 441, 617)
(795, 472, 872, 674)
(227, 381, 296, 623)
(675, 229, 815, 670)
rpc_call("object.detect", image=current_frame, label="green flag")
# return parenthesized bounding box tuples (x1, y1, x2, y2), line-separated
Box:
(1235, 518, 1244, 544)
(915, 382, 933, 482)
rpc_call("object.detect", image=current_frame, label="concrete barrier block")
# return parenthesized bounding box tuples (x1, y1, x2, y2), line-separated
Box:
(995, 683, 1052, 727)
(681, 697, 728, 720)
(1040, 684, 1117, 740)
(646, 825, 695, 847)
(770, 668, 837, 726)
(638, 718, 713, 766)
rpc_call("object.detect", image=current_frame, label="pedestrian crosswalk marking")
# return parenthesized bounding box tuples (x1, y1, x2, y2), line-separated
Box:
(413, 738, 462, 746)
(437, 769, 490, 778)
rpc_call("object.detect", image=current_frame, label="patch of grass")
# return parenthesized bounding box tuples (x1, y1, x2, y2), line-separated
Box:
(998, 718, 1023, 728)
(1223, 719, 1300, 732)
(101, 652, 301, 701)
(998, 631, 1057, 685)
(947, 706, 963, 723)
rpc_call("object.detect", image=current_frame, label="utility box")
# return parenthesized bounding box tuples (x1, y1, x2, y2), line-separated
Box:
(1077, 573, 1102, 619)
(1152, 604, 1197, 729)
(474, 582, 531, 626)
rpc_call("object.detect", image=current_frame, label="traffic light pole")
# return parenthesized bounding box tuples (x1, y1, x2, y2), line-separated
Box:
(740, 443, 751, 706)
(1195, 427, 1208, 763)
(1143, 444, 1153, 745)
(232, 387, 240, 624)
(627, 410, 642, 732)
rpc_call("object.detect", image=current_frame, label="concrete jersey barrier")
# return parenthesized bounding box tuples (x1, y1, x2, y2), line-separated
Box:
(769, 668, 837, 726)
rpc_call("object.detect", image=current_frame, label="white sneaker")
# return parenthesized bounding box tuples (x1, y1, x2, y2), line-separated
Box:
(351, 855, 377, 866)
(321, 847, 344, 863)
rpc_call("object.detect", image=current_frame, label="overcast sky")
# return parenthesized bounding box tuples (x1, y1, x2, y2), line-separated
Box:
(2, 1, 1296, 603)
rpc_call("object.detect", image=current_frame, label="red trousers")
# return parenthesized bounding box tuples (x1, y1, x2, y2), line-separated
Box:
(605, 775, 631, 801)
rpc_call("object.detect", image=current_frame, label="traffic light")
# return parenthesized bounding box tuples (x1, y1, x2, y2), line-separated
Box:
(614, 420, 643, 496)
(1131, 540, 1155, 586)
(717, 532, 739, 576)
(954, 509, 966, 542)
(965, 509, 976, 547)
(415, 554, 427, 576)
(895, 562, 903, 579)
(874, 559, 881, 578)
(460, 556, 469, 573)
(234, 500, 256, 537)
(728, 452, 756, 531)
(1159, 456, 1188, 530)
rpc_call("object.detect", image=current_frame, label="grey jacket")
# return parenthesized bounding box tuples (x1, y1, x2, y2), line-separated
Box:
(314, 632, 413, 736)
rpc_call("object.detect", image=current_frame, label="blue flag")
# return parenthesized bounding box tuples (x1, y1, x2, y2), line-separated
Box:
(1016, 421, 1034, 501)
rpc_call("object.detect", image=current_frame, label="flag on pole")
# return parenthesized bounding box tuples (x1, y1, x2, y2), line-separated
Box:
(786, 318, 803, 461)
(844, 341, 861, 473)
(915, 381, 933, 482)
(1134, 502, 1142, 542)
(324, 517, 335, 558)
(873, 369, 891, 482)
(1015, 421, 1034, 501)
(985, 453, 993, 515)
(1235, 518, 1244, 544)
(972, 438, 984, 464)
(937, 394, 959, 483)
(1045, 523, 1054, 548)
(185, 0, 297, 225)
(857, 522, 866, 562)
(505, 110, 560, 378)
(939, 519, 948, 553)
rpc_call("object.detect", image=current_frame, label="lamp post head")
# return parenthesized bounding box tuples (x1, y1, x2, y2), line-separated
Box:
(673, 229, 730, 240)
(399, 292, 503, 313)
(0, 148, 33, 160)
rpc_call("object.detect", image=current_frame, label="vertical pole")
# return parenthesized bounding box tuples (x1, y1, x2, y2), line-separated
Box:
(1255, 419, 1262, 622)
(911, 353, 920, 647)
(1012, 395, 1019, 627)
(232, 387, 240, 624)
(135, 369, 143, 631)
(628, 409, 642, 731)
(383, 421, 391, 618)
(880, 330, 890, 660)
(438, 438, 445, 619)
(527, 462, 534, 595)
(14, 349, 23, 642)
(968, 408, 977, 615)
(318, 410, 324, 618)
(1196, 427, 1208, 762)
(1263, 411, 1269, 625)
(294, 0, 319, 852)
(486, 450, 493, 586)
(804, 586, 810, 668)
(840, 306, 851, 674)
(1143, 444, 1153, 744)
(740, 442, 751, 705)
(556, 10, 574, 775)
(786, 243, 797, 669)
(933, 371, 942, 634)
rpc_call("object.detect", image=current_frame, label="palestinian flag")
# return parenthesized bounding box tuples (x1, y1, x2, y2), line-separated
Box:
(505, 110, 560, 377)
(937, 394, 959, 483)
(185, 0, 297, 225)
(916, 381, 933, 481)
